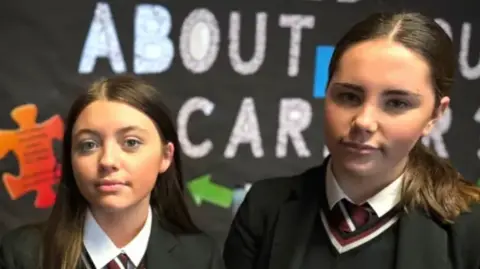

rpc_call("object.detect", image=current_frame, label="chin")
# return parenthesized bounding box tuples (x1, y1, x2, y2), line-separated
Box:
(340, 158, 381, 177)
(91, 197, 137, 212)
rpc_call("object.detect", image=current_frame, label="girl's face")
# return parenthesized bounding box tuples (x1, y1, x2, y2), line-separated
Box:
(71, 100, 173, 213)
(324, 38, 449, 178)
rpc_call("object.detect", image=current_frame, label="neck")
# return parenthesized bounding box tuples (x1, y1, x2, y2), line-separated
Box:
(331, 157, 407, 204)
(90, 200, 150, 248)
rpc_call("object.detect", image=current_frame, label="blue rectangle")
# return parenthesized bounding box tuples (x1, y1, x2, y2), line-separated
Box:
(313, 46, 334, 98)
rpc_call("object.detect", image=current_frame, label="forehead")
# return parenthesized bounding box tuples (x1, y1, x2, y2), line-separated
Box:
(73, 100, 157, 133)
(333, 39, 433, 95)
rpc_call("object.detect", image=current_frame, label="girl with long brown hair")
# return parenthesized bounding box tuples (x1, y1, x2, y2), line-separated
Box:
(0, 75, 224, 269)
(224, 11, 480, 269)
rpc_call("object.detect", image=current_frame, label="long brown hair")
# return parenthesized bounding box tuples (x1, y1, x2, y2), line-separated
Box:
(41, 75, 200, 269)
(327, 12, 480, 223)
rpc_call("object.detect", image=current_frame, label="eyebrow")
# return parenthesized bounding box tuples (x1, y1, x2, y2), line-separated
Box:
(332, 82, 422, 97)
(73, 125, 148, 139)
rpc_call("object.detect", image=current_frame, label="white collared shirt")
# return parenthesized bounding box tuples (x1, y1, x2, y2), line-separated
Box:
(325, 160, 403, 217)
(83, 207, 152, 269)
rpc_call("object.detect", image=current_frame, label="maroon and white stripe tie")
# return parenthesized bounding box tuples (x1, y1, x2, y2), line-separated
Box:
(338, 199, 376, 232)
(106, 253, 129, 269)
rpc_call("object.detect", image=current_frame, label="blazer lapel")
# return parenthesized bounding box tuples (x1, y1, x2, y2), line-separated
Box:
(287, 170, 324, 269)
(268, 199, 303, 269)
(77, 259, 87, 269)
(268, 163, 326, 269)
(145, 217, 181, 269)
(395, 209, 453, 269)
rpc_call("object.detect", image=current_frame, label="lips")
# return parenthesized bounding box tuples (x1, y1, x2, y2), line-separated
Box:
(341, 141, 377, 150)
(96, 180, 125, 187)
(340, 141, 378, 154)
(95, 179, 126, 192)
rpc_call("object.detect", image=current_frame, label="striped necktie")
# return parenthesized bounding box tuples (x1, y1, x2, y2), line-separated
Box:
(106, 253, 129, 269)
(337, 199, 376, 232)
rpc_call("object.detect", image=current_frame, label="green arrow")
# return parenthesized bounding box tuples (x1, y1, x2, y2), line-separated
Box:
(187, 174, 234, 208)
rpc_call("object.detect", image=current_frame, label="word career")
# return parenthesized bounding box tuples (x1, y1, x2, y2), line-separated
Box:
(177, 97, 453, 159)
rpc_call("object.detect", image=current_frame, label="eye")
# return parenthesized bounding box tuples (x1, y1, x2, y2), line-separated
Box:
(123, 138, 142, 149)
(77, 140, 98, 153)
(337, 92, 362, 105)
(386, 99, 411, 110)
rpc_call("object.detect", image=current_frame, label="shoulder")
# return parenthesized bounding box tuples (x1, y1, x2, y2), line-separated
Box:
(1, 223, 43, 249)
(452, 202, 480, 236)
(245, 164, 325, 209)
(449, 202, 480, 265)
(175, 232, 217, 251)
(0, 224, 43, 267)
(175, 232, 223, 267)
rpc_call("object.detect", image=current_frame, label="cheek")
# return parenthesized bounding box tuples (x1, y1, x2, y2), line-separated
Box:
(128, 152, 163, 187)
(323, 101, 350, 136)
(71, 158, 98, 200)
(383, 119, 426, 147)
(71, 157, 95, 183)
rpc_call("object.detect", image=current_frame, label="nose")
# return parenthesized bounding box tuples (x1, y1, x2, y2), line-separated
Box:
(352, 104, 378, 134)
(99, 142, 119, 172)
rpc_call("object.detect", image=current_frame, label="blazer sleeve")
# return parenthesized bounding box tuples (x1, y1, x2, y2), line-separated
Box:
(223, 182, 267, 269)
(208, 237, 226, 269)
(0, 230, 21, 269)
(0, 230, 19, 269)
(0, 225, 42, 269)
(0, 240, 10, 269)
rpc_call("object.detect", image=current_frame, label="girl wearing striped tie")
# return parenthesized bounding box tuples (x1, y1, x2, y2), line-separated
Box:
(0, 75, 225, 269)
(223, 11, 480, 269)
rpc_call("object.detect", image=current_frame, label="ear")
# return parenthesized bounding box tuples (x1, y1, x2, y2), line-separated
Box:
(422, 96, 450, 136)
(158, 142, 174, 173)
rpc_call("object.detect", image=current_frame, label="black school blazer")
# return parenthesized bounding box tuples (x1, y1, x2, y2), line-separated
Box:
(0, 215, 225, 269)
(223, 161, 480, 269)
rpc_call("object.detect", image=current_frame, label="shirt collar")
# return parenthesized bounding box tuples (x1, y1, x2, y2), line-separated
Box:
(325, 160, 403, 217)
(83, 206, 152, 268)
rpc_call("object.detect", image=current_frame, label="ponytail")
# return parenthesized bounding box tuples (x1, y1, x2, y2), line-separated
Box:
(401, 141, 480, 223)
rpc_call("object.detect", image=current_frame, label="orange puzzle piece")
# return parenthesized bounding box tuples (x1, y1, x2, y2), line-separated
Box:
(0, 104, 64, 208)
